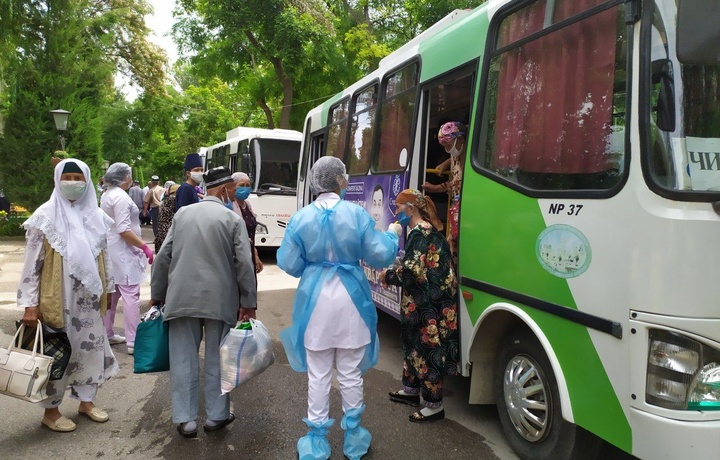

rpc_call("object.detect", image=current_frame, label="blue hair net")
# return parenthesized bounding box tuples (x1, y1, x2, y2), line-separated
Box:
(104, 162, 132, 187)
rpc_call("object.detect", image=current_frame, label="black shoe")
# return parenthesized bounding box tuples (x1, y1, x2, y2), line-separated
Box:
(177, 422, 198, 438)
(388, 390, 420, 406)
(203, 413, 235, 432)
(409, 409, 445, 423)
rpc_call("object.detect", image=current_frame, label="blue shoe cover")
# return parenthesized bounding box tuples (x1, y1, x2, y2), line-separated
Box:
(297, 418, 333, 460)
(341, 405, 372, 460)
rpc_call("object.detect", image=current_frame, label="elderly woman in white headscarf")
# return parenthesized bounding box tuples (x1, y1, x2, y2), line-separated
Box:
(100, 162, 154, 355)
(231, 172, 262, 274)
(18, 159, 119, 433)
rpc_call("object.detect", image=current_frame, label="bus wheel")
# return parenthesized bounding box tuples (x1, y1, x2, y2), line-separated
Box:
(494, 331, 600, 460)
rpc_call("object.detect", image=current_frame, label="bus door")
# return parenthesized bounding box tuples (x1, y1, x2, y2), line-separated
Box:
(419, 69, 476, 236)
(298, 130, 324, 208)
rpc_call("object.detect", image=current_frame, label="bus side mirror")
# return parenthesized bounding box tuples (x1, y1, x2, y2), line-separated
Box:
(651, 59, 676, 132)
(677, 0, 720, 65)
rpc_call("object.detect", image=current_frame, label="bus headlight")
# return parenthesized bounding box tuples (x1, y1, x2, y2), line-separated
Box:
(256, 223, 268, 234)
(646, 329, 720, 410)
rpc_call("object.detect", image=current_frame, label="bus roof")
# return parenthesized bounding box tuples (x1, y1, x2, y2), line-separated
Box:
(224, 127, 302, 141)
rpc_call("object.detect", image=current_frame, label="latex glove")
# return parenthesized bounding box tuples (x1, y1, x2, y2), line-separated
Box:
(141, 243, 154, 264)
(388, 222, 402, 237)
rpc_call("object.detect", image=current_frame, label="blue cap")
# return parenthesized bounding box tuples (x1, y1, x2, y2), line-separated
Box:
(184, 153, 203, 171)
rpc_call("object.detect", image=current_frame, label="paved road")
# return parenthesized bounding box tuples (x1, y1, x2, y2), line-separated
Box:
(0, 226, 521, 460)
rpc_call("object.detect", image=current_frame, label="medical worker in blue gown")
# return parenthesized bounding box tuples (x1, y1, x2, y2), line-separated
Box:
(277, 156, 401, 460)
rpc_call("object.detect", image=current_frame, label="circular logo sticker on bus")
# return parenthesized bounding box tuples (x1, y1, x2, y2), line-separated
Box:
(535, 225, 591, 278)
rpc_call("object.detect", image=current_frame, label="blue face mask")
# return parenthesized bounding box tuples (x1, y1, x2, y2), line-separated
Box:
(235, 187, 251, 201)
(339, 188, 347, 199)
(396, 211, 411, 227)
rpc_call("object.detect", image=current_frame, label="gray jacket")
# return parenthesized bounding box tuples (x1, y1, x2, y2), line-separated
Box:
(128, 185, 145, 210)
(151, 196, 257, 325)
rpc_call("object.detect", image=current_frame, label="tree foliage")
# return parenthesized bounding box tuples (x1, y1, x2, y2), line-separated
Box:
(0, 0, 483, 210)
(0, 0, 167, 210)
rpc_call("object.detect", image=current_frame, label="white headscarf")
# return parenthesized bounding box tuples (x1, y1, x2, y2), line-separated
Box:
(23, 159, 112, 297)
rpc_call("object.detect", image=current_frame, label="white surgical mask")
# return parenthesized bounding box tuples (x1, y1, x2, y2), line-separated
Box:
(59, 181, 87, 201)
(190, 172, 204, 184)
(447, 138, 462, 158)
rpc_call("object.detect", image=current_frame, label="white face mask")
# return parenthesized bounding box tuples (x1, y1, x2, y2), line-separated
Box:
(59, 180, 87, 201)
(447, 138, 462, 158)
(190, 172, 204, 184)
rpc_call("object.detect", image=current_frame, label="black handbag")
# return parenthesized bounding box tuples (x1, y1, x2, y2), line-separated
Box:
(14, 321, 72, 380)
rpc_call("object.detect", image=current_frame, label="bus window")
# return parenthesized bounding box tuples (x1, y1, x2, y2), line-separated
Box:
(374, 63, 419, 172)
(251, 138, 300, 190)
(480, 1, 627, 192)
(326, 99, 350, 161)
(347, 85, 378, 175)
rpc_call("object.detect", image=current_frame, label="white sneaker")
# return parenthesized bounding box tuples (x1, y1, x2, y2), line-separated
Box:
(108, 335, 126, 345)
(127, 343, 134, 355)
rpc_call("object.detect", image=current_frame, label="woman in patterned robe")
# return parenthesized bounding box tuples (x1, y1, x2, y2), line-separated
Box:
(381, 189, 459, 423)
(18, 159, 119, 433)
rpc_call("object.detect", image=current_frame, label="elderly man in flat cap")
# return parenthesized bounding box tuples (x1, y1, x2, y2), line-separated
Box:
(150, 166, 257, 439)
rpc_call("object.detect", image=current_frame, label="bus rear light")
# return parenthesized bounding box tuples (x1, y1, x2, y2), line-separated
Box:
(646, 329, 720, 411)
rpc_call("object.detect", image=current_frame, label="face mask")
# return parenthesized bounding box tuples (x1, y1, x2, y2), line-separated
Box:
(339, 188, 347, 199)
(190, 172, 204, 184)
(447, 138, 462, 158)
(396, 210, 411, 227)
(59, 181, 87, 201)
(235, 187, 251, 201)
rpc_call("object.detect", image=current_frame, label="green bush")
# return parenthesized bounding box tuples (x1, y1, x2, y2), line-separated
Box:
(0, 217, 28, 237)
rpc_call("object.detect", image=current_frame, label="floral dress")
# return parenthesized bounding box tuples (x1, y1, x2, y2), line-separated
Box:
(384, 222, 459, 404)
(17, 228, 119, 404)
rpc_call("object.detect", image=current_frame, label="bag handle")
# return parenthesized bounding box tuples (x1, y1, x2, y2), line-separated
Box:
(8, 320, 44, 356)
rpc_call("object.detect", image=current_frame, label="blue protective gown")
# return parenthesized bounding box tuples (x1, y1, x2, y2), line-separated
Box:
(277, 198, 399, 374)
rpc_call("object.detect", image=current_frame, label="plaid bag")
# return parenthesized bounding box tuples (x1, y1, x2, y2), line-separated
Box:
(14, 321, 72, 380)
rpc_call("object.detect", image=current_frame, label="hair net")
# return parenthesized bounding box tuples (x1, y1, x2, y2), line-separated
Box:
(232, 172, 251, 183)
(104, 162, 132, 187)
(163, 180, 176, 189)
(310, 156, 346, 194)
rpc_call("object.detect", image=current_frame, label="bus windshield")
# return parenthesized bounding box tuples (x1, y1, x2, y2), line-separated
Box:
(251, 138, 300, 192)
(646, 0, 720, 197)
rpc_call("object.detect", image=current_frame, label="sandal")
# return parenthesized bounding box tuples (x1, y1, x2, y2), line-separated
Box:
(204, 412, 235, 432)
(388, 390, 420, 406)
(409, 409, 445, 423)
(177, 422, 198, 438)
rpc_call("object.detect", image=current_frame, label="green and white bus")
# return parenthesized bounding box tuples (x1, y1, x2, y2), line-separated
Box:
(297, 0, 720, 458)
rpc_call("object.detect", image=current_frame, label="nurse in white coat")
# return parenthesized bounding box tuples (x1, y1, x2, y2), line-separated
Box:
(100, 162, 154, 353)
(277, 156, 400, 460)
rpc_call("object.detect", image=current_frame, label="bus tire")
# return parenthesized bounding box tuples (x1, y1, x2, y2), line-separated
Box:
(494, 330, 601, 460)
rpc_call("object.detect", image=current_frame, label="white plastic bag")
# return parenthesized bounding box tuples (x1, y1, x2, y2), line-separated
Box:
(220, 319, 275, 394)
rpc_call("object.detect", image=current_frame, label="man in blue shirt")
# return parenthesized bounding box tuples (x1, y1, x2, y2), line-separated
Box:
(174, 153, 204, 212)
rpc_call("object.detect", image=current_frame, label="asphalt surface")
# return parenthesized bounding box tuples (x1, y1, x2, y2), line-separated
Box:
(0, 226, 517, 460)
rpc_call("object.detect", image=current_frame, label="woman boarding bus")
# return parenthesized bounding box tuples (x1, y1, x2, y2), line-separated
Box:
(297, 1, 720, 459)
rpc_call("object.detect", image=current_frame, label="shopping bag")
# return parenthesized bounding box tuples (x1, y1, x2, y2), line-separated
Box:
(14, 320, 71, 380)
(0, 321, 54, 402)
(133, 306, 169, 373)
(220, 319, 275, 394)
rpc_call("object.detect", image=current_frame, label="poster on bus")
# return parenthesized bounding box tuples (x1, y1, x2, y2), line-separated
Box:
(345, 173, 407, 318)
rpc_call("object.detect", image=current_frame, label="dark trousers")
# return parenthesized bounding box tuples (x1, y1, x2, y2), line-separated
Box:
(149, 207, 159, 236)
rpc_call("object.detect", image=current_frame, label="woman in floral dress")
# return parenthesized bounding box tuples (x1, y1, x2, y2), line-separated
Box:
(18, 159, 119, 432)
(381, 189, 459, 423)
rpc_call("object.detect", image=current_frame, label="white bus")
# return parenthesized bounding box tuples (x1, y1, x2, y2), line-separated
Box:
(297, 1, 720, 459)
(205, 127, 302, 247)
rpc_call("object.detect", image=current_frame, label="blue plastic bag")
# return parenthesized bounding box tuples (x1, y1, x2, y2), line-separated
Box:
(133, 307, 169, 373)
